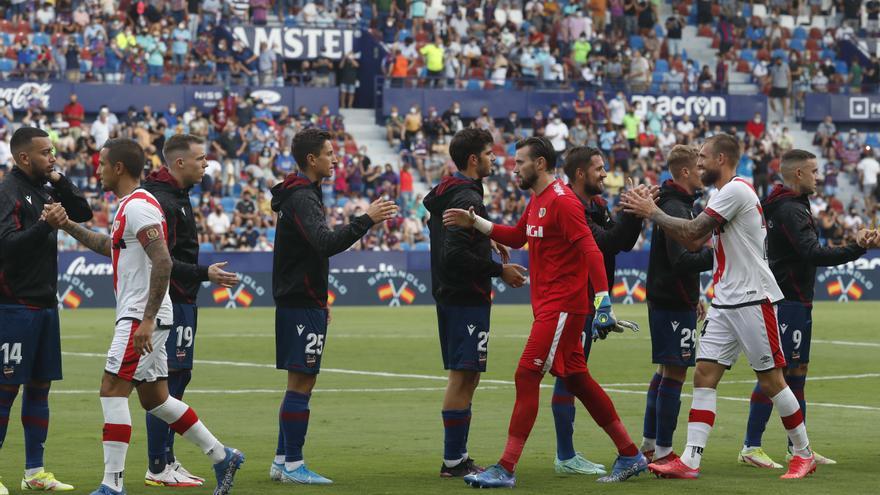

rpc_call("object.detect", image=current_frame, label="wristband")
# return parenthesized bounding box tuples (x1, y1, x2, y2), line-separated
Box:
(471, 211, 494, 235)
(594, 290, 609, 308)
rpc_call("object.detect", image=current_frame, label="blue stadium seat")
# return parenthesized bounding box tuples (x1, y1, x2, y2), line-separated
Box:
(629, 35, 644, 52)
(654, 24, 665, 38)
(743, 4, 752, 18)
(399, 242, 411, 251)
(189, 194, 199, 208)
(336, 196, 349, 208)
(32, 32, 49, 46)
(414, 241, 430, 251)
(74, 33, 84, 46)
(231, 182, 242, 196)
(821, 48, 835, 60)
(865, 133, 880, 149)
(789, 39, 805, 52)
(0, 59, 13, 72)
(655, 59, 669, 73)
(200, 242, 214, 253)
(267, 227, 276, 243)
(740, 49, 756, 63)
(771, 49, 787, 61)
(221, 196, 236, 212)
(1, 34, 11, 46)
(835, 60, 849, 75)
(793, 26, 808, 40)
(652, 72, 665, 83)
(466, 79, 482, 90)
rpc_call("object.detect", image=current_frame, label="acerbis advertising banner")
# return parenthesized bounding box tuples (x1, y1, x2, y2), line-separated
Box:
(56, 251, 880, 309)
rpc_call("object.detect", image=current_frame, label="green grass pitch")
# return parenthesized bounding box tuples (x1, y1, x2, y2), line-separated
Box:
(1, 303, 878, 494)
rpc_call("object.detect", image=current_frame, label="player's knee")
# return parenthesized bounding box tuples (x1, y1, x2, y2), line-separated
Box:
(756, 369, 786, 397)
(0, 383, 20, 393)
(663, 365, 688, 382)
(788, 363, 808, 377)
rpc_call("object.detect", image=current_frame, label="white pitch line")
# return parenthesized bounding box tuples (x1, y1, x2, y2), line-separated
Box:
(51, 386, 508, 395)
(812, 339, 880, 348)
(62, 352, 880, 411)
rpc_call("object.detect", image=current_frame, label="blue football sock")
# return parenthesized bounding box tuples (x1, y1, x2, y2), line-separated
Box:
(442, 408, 470, 462)
(655, 377, 683, 449)
(0, 386, 19, 450)
(642, 372, 662, 442)
(146, 409, 169, 473)
(551, 377, 576, 461)
(785, 375, 806, 449)
(281, 391, 311, 463)
(276, 428, 285, 457)
(744, 382, 773, 448)
(460, 404, 472, 457)
(21, 386, 50, 470)
(164, 370, 191, 465)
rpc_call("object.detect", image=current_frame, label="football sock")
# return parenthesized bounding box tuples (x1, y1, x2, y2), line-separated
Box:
(681, 387, 716, 469)
(771, 387, 811, 458)
(149, 396, 225, 463)
(275, 429, 285, 464)
(442, 409, 470, 465)
(785, 375, 807, 449)
(499, 367, 543, 473)
(21, 386, 50, 470)
(641, 372, 662, 448)
(655, 376, 684, 458)
(550, 377, 577, 461)
(280, 391, 310, 467)
(165, 369, 191, 465)
(460, 403, 472, 458)
(101, 397, 131, 491)
(0, 386, 19, 450)
(562, 371, 639, 457)
(744, 382, 773, 448)
(145, 411, 169, 474)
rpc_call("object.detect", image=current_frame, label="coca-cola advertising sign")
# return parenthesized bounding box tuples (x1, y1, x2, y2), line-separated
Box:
(0, 83, 53, 110)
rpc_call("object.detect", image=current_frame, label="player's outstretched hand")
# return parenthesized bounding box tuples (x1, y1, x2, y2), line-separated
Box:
(619, 187, 657, 219)
(857, 228, 880, 248)
(208, 261, 240, 288)
(492, 240, 511, 264)
(366, 198, 398, 223)
(501, 263, 527, 288)
(133, 317, 156, 355)
(43, 203, 69, 229)
(443, 207, 476, 229)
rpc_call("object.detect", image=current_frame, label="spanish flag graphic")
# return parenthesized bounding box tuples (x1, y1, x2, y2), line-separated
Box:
(377, 283, 394, 301)
(631, 283, 647, 302)
(399, 286, 416, 304)
(62, 290, 82, 309)
(611, 282, 627, 298)
(213, 287, 230, 303)
(235, 289, 254, 307)
(847, 282, 863, 300)
(826, 280, 843, 296)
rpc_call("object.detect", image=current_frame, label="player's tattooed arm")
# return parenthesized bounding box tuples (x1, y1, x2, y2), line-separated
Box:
(139, 225, 172, 321)
(61, 220, 111, 256)
(650, 210, 718, 252)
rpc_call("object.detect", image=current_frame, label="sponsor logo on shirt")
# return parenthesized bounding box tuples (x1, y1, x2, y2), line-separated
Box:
(526, 225, 544, 238)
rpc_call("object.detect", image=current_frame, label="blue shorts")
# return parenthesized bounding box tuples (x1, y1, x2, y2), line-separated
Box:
(437, 305, 490, 372)
(276, 307, 328, 375)
(166, 304, 198, 370)
(0, 305, 63, 384)
(648, 306, 698, 367)
(778, 301, 812, 366)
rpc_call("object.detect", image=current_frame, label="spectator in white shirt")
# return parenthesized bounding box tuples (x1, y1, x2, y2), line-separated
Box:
(207, 205, 232, 237)
(544, 117, 570, 153)
(90, 112, 111, 148)
(609, 92, 627, 126)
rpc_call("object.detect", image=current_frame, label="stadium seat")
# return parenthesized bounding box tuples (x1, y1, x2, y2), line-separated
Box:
(752, 4, 768, 18)
(32, 32, 49, 46)
(806, 38, 820, 51)
(771, 49, 787, 60)
(736, 59, 751, 73)
(199, 242, 214, 253)
(698, 25, 713, 37)
(267, 228, 276, 244)
(189, 194, 199, 208)
(789, 39, 805, 52)
(414, 241, 430, 251)
(810, 16, 827, 30)
(0, 59, 13, 73)
(398, 242, 410, 251)
(654, 24, 665, 38)
(655, 59, 669, 73)
(835, 60, 849, 75)
(740, 49, 756, 63)
(221, 197, 236, 212)
(629, 35, 644, 51)
(743, 4, 752, 18)
(779, 15, 795, 31)
(232, 183, 242, 196)
(793, 26, 807, 40)
(821, 48, 836, 60)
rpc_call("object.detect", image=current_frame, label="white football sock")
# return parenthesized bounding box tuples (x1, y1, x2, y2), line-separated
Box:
(149, 396, 226, 463)
(770, 387, 811, 458)
(100, 397, 131, 491)
(680, 388, 716, 469)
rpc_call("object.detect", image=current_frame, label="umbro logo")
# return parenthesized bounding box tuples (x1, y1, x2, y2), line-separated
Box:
(25, 195, 32, 204)
(467, 324, 476, 336)
(296, 324, 305, 336)
(671, 321, 680, 332)
(533, 358, 543, 367)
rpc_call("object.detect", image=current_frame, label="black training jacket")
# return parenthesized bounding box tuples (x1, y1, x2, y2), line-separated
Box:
(646, 180, 713, 310)
(0, 167, 92, 307)
(424, 174, 502, 306)
(270, 173, 374, 308)
(578, 186, 643, 302)
(763, 184, 865, 306)
(143, 168, 209, 304)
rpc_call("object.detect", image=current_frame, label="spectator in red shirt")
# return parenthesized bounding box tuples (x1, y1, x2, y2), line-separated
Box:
(744, 112, 765, 145)
(62, 93, 85, 139)
(400, 163, 414, 209)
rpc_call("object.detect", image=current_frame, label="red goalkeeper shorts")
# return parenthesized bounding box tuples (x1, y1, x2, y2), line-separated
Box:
(518, 311, 588, 377)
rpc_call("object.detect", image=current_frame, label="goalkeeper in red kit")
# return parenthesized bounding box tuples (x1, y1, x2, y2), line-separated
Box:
(443, 137, 648, 488)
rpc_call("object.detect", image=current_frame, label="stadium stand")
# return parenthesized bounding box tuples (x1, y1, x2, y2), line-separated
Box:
(0, 0, 876, 253)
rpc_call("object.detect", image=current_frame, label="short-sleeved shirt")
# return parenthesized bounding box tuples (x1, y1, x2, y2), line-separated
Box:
(420, 43, 444, 72)
(704, 178, 783, 307)
(111, 189, 173, 324)
(769, 63, 790, 89)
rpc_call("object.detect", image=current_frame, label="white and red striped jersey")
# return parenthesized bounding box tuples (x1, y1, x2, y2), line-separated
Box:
(110, 189, 173, 324)
(704, 178, 783, 307)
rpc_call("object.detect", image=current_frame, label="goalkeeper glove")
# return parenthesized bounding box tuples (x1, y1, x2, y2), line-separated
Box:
(591, 291, 618, 341)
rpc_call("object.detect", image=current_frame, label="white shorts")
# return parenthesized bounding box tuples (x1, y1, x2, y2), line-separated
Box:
(697, 301, 786, 372)
(105, 319, 170, 383)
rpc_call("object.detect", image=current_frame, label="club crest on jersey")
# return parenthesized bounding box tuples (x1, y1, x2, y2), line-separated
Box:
(526, 225, 544, 238)
(305, 354, 317, 368)
(176, 348, 187, 361)
(538, 208, 546, 218)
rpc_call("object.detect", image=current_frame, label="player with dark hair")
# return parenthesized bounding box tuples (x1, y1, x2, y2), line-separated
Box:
(549, 146, 645, 475)
(621, 134, 817, 479)
(423, 128, 527, 478)
(268, 128, 397, 484)
(738, 149, 879, 468)
(444, 137, 648, 488)
(0, 127, 91, 492)
(638, 145, 712, 465)
(61, 138, 244, 495)
(141, 134, 240, 486)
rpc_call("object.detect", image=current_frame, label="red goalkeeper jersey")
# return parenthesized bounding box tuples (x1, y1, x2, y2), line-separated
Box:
(490, 179, 608, 315)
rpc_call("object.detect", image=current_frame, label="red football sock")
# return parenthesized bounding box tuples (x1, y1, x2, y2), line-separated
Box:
(562, 371, 639, 457)
(499, 367, 543, 472)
